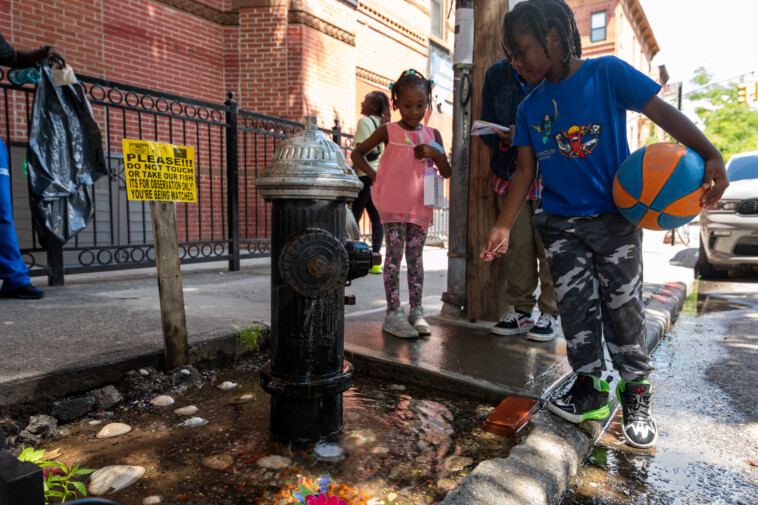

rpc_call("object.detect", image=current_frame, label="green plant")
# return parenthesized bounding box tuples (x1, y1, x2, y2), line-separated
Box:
(18, 447, 95, 504)
(235, 325, 262, 352)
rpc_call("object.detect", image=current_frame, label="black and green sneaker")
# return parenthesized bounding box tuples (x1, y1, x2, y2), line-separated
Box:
(617, 379, 657, 448)
(547, 374, 610, 423)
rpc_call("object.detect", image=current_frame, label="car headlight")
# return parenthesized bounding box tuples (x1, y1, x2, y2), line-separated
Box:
(708, 199, 741, 213)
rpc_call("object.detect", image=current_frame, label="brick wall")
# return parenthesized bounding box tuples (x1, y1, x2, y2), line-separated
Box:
(2, 0, 456, 247)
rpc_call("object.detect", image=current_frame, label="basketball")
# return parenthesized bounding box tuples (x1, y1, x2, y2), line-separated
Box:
(613, 143, 706, 230)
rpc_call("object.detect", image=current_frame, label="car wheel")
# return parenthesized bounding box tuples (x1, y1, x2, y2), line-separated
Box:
(696, 239, 727, 279)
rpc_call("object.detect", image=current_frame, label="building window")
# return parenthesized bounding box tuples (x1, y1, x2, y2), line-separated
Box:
(431, 0, 443, 38)
(590, 11, 606, 42)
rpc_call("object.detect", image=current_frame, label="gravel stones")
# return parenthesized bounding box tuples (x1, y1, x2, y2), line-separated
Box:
(96, 423, 132, 439)
(88, 465, 145, 496)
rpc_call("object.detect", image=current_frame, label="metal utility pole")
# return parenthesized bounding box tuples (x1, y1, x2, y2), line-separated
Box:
(441, 0, 475, 319)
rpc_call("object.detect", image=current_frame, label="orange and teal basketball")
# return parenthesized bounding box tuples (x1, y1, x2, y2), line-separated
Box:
(613, 143, 706, 231)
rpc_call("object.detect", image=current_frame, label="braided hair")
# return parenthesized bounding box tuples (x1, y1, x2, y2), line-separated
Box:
(389, 69, 433, 111)
(364, 91, 391, 124)
(503, 0, 582, 79)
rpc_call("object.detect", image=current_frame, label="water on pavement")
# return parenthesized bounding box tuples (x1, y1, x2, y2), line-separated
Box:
(562, 277, 758, 505)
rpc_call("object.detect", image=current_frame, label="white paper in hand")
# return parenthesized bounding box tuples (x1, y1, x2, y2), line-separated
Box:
(470, 120, 510, 136)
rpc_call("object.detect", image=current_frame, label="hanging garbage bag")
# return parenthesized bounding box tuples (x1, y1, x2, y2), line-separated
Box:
(26, 63, 107, 248)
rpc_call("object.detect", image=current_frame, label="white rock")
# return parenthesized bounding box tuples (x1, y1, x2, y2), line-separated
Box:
(228, 394, 255, 405)
(96, 423, 132, 439)
(89, 420, 102, 425)
(217, 381, 237, 390)
(387, 492, 398, 501)
(173, 406, 199, 416)
(150, 395, 174, 406)
(314, 442, 343, 461)
(389, 384, 406, 391)
(180, 369, 191, 375)
(143, 497, 162, 505)
(202, 454, 234, 470)
(139, 369, 150, 376)
(88, 465, 145, 495)
(371, 445, 390, 455)
(444, 455, 473, 473)
(179, 417, 208, 428)
(256, 455, 290, 469)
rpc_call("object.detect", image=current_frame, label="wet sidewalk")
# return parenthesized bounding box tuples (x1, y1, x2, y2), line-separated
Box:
(0, 227, 696, 410)
(0, 226, 698, 505)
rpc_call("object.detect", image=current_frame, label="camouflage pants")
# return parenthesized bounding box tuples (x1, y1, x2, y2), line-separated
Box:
(532, 212, 654, 381)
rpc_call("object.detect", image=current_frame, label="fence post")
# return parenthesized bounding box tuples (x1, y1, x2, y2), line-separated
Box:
(332, 118, 341, 145)
(46, 246, 64, 286)
(225, 91, 240, 271)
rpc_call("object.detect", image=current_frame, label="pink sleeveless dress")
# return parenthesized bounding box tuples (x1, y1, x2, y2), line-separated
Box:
(371, 122, 435, 229)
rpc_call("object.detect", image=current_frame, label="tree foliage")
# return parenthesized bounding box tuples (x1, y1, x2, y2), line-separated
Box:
(688, 66, 758, 162)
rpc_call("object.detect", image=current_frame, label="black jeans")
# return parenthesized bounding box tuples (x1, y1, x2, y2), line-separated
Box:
(352, 176, 383, 253)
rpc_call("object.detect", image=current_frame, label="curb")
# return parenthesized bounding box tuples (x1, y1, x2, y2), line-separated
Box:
(439, 280, 689, 505)
(0, 325, 270, 411)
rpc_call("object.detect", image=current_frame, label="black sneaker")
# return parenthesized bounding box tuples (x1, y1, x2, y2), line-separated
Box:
(0, 284, 45, 299)
(547, 374, 610, 423)
(616, 379, 657, 448)
(527, 313, 559, 341)
(491, 310, 534, 336)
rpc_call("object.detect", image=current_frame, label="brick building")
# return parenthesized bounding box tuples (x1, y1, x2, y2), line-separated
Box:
(568, 0, 668, 149)
(2, 0, 455, 138)
(2, 0, 456, 277)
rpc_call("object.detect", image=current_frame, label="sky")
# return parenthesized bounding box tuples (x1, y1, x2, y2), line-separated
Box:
(639, 0, 758, 92)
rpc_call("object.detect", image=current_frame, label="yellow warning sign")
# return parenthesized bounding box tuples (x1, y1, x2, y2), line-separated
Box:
(122, 139, 197, 202)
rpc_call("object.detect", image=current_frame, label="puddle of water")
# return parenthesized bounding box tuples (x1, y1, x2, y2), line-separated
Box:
(561, 293, 758, 505)
(42, 361, 520, 505)
(682, 282, 751, 316)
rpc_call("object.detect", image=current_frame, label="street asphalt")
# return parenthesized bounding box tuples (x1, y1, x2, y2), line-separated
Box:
(0, 226, 698, 505)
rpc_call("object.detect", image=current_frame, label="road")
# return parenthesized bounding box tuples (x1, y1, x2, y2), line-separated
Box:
(563, 273, 758, 505)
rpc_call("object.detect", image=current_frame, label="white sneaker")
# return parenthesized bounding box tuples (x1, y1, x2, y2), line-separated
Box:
(527, 313, 559, 341)
(491, 310, 534, 335)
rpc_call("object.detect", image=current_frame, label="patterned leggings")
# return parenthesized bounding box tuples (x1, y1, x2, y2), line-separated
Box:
(383, 222, 427, 313)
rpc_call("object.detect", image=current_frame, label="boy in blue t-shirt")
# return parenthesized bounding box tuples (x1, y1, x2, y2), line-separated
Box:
(481, 0, 728, 449)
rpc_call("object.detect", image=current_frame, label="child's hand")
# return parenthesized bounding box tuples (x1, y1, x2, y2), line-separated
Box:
(494, 125, 515, 148)
(480, 226, 510, 262)
(413, 144, 442, 161)
(701, 157, 729, 209)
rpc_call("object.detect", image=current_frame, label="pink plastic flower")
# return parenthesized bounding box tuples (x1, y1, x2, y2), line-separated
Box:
(305, 493, 347, 505)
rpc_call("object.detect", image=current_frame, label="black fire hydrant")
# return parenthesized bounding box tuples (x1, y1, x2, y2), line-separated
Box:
(256, 116, 379, 442)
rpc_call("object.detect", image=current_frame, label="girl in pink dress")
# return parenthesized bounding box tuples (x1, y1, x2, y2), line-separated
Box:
(350, 69, 451, 338)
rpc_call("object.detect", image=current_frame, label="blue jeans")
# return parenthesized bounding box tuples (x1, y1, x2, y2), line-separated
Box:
(0, 136, 30, 291)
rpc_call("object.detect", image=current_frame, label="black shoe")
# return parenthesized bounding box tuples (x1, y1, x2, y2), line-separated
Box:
(616, 379, 657, 448)
(527, 313, 559, 341)
(491, 310, 534, 335)
(547, 374, 610, 423)
(0, 284, 45, 299)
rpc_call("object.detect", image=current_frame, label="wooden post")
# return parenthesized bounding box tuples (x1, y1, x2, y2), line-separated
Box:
(465, 0, 512, 321)
(150, 200, 189, 368)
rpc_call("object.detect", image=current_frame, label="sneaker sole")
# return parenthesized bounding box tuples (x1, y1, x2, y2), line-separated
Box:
(547, 401, 611, 424)
(382, 325, 419, 339)
(526, 330, 555, 341)
(491, 323, 533, 336)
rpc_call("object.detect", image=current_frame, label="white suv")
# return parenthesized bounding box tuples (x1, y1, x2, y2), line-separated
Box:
(696, 150, 758, 278)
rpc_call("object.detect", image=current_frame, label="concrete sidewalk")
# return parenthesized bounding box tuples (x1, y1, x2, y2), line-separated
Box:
(0, 226, 698, 504)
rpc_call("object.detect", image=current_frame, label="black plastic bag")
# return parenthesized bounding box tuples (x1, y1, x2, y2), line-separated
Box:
(26, 63, 107, 248)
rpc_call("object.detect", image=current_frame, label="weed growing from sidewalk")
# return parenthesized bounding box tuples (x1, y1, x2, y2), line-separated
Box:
(235, 325, 262, 353)
(17, 447, 95, 504)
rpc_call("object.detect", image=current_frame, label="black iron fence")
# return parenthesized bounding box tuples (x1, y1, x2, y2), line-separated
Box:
(4, 71, 448, 285)
(3, 71, 356, 285)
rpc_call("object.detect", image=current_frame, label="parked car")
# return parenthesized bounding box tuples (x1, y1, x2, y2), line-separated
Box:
(696, 150, 758, 278)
